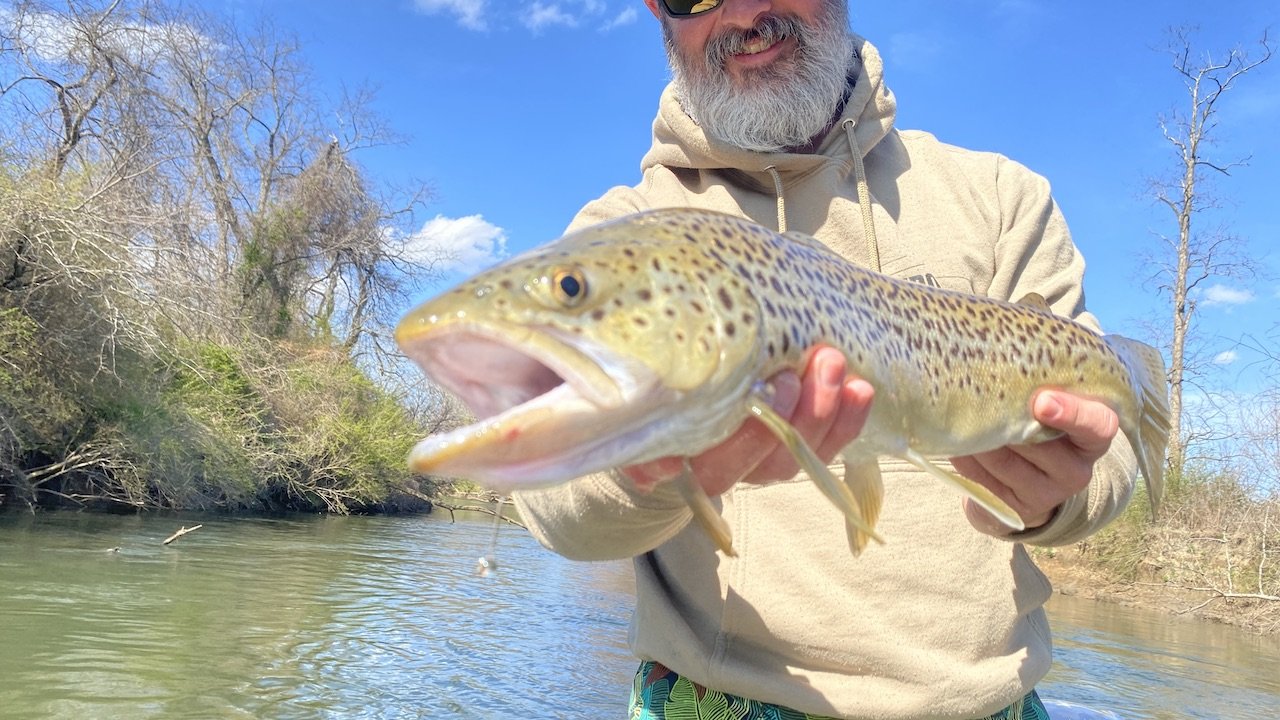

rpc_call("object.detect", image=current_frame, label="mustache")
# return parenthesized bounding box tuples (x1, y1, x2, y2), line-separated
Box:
(704, 14, 807, 68)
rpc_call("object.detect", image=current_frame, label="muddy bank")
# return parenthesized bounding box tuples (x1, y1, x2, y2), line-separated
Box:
(1035, 550, 1280, 636)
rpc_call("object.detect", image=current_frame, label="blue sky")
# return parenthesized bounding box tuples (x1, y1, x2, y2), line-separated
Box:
(235, 1, 1279, 392)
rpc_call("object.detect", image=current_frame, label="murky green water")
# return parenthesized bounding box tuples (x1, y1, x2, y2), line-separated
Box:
(0, 511, 1276, 719)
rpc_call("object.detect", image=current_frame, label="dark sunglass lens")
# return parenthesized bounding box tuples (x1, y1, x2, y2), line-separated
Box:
(662, 0, 719, 16)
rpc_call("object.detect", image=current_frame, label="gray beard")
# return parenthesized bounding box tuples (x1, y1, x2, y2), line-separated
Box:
(666, 4, 857, 153)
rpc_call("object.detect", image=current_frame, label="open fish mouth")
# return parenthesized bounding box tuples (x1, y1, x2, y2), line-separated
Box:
(407, 331, 576, 422)
(398, 325, 666, 488)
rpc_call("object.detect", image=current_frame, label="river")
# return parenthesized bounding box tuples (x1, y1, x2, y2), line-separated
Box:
(0, 511, 1276, 719)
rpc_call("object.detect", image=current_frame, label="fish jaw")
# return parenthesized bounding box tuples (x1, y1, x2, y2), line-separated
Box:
(399, 322, 685, 490)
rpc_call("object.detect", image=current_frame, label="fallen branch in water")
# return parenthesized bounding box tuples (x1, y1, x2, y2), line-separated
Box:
(163, 524, 203, 545)
(433, 501, 525, 529)
(1174, 586, 1280, 614)
(452, 489, 506, 503)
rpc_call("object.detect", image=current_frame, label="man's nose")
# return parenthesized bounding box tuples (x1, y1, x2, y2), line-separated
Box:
(716, 0, 774, 30)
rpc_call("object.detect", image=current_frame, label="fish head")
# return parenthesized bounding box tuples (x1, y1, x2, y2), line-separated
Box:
(395, 210, 767, 489)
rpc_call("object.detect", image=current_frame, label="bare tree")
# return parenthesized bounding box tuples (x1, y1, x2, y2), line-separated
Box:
(1, 0, 449, 510)
(1146, 26, 1274, 475)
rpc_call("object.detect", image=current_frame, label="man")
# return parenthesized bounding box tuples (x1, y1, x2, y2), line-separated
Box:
(514, 1, 1137, 718)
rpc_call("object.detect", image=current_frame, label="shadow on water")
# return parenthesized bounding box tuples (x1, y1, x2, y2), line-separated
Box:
(1, 511, 1277, 719)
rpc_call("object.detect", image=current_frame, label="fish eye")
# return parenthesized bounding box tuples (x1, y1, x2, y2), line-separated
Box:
(553, 268, 587, 305)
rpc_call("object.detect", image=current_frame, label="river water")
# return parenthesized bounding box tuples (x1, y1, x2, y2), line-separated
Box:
(0, 511, 1276, 719)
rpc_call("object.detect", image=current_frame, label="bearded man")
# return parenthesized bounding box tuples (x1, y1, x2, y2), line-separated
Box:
(513, 2, 1135, 718)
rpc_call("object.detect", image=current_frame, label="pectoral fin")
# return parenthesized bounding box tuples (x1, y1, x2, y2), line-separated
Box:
(675, 459, 737, 557)
(842, 454, 885, 556)
(748, 393, 884, 548)
(902, 449, 1025, 531)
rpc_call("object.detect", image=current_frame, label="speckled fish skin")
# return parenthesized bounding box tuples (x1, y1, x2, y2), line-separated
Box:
(396, 208, 1171, 554)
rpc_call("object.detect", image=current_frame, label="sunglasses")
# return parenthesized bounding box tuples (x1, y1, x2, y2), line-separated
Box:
(659, 0, 725, 18)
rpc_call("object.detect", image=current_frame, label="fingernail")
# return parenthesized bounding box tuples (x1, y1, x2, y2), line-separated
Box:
(819, 356, 843, 389)
(1037, 393, 1062, 421)
(847, 377, 874, 402)
(770, 373, 801, 412)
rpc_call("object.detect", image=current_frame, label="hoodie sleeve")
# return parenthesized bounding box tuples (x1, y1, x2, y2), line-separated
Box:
(512, 472, 697, 561)
(512, 186, 701, 561)
(985, 155, 1140, 547)
(564, 187, 651, 233)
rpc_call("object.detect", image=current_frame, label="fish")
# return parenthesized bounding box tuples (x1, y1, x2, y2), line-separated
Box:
(395, 208, 1171, 556)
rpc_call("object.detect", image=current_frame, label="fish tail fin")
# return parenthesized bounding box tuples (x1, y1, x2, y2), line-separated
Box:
(1104, 335, 1172, 515)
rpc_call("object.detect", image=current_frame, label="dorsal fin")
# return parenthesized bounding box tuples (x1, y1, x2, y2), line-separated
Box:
(1015, 292, 1052, 312)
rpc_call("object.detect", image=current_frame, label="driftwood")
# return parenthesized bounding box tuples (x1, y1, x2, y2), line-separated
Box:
(162, 524, 203, 545)
(1177, 587, 1280, 614)
(433, 500, 526, 529)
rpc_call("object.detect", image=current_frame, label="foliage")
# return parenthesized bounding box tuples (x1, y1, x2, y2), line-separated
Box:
(1, 322, 438, 511)
(1070, 463, 1280, 632)
(0, 0, 451, 513)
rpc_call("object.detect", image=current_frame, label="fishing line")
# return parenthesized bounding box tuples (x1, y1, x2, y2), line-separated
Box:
(475, 496, 505, 577)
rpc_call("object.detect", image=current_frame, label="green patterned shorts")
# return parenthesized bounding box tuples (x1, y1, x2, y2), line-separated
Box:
(629, 661, 1051, 720)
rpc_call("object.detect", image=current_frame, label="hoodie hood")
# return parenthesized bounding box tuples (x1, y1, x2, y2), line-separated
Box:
(642, 34, 897, 192)
(639, 34, 894, 269)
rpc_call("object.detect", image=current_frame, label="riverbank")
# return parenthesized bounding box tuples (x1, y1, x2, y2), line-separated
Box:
(1029, 470, 1280, 637)
(1035, 548, 1280, 636)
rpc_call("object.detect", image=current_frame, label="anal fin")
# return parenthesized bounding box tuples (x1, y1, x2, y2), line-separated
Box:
(902, 448, 1025, 532)
(842, 455, 885, 556)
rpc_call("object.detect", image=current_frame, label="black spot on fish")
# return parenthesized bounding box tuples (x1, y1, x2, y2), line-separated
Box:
(717, 287, 735, 311)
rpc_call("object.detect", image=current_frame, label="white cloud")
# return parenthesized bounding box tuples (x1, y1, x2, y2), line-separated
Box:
(406, 214, 508, 275)
(1213, 350, 1239, 365)
(1, 7, 79, 61)
(415, 0, 632, 33)
(1201, 283, 1255, 307)
(1, 6, 215, 65)
(600, 7, 639, 32)
(414, 0, 489, 31)
(522, 3, 578, 32)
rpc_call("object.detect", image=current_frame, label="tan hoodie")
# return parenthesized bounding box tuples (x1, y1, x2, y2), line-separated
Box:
(514, 36, 1138, 719)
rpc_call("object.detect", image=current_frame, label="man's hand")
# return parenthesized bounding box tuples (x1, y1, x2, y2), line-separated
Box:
(621, 346, 874, 497)
(951, 390, 1120, 536)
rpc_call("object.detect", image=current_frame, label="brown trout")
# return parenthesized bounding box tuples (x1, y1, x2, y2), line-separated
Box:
(396, 209, 1171, 555)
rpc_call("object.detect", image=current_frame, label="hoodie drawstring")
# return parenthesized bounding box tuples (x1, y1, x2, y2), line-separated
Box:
(761, 122, 882, 272)
(763, 165, 787, 233)
(841, 118, 882, 273)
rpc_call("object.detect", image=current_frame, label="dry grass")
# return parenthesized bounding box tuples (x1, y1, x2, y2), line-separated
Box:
(1036, 470, 1280, 635)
